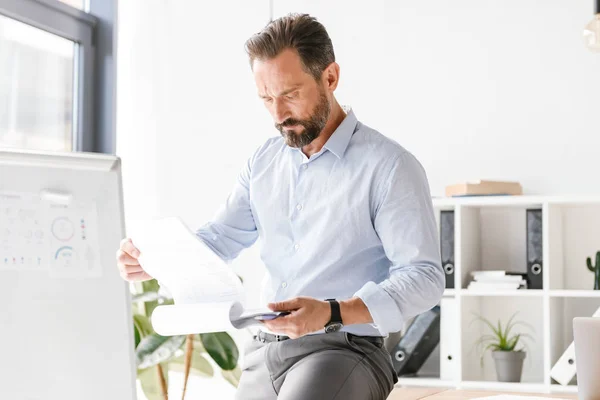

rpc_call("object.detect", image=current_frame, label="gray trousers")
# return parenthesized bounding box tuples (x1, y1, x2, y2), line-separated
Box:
(235, 332, 397, 400)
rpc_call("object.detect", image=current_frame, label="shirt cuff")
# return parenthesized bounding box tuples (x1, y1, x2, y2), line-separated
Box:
(354, 281, 404, 336)
(194, 227, 231, 264)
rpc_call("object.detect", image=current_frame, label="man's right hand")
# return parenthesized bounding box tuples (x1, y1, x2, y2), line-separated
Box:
(117, 238, 153, 282)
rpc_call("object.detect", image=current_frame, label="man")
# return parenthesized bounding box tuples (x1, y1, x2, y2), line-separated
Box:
(117, 13, 444, 400)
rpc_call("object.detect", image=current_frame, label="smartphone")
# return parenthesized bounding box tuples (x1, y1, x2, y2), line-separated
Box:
(255, 311, 291, 321)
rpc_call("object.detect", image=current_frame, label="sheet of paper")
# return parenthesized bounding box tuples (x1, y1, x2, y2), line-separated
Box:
(151, 302, 237, 335)
(129, 216, 244, 305)
(150, 302, 288, 335)
(472, 396, 571, 400)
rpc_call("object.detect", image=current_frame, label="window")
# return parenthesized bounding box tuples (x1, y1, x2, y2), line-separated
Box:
(0, 0, 115, 154)
(0, 14, 75, 151)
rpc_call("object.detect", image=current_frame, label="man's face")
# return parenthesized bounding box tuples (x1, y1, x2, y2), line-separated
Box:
(253, 49, 331, 148)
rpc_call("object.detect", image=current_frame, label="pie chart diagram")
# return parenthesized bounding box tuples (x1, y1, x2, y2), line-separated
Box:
(51, 217, 75, 242)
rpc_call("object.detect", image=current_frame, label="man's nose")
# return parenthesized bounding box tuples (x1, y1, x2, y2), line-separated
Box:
(273, 99, 290, 124)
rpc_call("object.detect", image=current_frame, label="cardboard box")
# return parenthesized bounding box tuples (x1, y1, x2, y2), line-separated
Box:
(445, 180, 523, 197)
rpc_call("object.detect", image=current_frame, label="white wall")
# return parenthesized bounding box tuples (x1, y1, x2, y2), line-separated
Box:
(274, 0, 600, 196)
(117, 0, 600, 397)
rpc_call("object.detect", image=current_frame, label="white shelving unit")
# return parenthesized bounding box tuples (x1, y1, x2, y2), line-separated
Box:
(395, 195, 600, 394)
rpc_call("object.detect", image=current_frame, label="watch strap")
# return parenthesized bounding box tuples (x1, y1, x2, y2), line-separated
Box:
(325, 298, 342, 324)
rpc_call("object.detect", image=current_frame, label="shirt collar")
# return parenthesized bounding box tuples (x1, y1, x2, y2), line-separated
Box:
(323, 106, 358, 159)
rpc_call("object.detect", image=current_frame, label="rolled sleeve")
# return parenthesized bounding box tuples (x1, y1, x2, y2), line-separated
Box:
(354, 151, 445, 335)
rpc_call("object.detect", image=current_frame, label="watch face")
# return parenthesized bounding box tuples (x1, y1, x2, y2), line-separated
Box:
(325, 323, 343, 333)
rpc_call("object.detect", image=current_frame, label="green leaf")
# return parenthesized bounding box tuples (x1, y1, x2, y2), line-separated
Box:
(506, 320, 536, 335)
(136, 333, 186, 369)
(138, 363, 169, 400)
(515, 332, 535, 343)
(497, 320, 504, 341)
(471, 313, 501, 337)
(169, 350, 214, 378)
(141, 280, 161, 317)
(133, 313, 154, 339)
(193, 336, 206, 353)
(506, 334, 520, 351)
(484, 343, 501, 353)
(134, 322, 141, 348)
(221, 365, 242, 387)
(200, 332, 239, 371)
(161, 298, 175, 306)
(503, 312, 518, 339)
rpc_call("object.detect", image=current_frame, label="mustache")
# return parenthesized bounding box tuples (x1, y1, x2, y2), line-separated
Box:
(275, 118, 307, 130)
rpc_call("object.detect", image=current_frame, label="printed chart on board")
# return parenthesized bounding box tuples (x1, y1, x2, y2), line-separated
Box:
(0, 191, 102, 278)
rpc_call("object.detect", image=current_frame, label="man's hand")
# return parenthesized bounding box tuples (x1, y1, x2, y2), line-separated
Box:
(116, 238, 153, 282)
(263, 296, 331, 339)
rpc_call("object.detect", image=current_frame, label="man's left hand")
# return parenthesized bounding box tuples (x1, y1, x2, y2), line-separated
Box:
(262, 296, 332, 339)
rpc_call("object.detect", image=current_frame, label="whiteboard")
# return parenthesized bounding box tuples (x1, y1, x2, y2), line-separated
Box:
(0, 149, 136, 400)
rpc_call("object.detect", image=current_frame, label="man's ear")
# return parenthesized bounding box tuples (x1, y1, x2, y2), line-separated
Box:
(322, 62, 340, 93)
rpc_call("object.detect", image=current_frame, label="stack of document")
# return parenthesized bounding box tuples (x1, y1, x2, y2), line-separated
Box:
(128, 216, 286, 336)
(467, 270, 528, 291)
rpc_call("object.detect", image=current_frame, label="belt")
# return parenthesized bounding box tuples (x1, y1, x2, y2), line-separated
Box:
(254, 330, 385, 347)
(255, 331, 289, 342)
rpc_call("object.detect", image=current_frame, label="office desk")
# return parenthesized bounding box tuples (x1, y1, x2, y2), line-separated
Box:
(388, 388, 445, 400)
(389, 388, 579, 400)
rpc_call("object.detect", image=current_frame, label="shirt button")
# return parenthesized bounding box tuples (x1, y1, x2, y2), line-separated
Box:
(281, 282, 287, 288)
(302, 164, 308, 170)
(296, 204, 303, 211)
(294, 243, 300, 251)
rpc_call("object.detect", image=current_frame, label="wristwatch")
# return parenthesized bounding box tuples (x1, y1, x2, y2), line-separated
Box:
(324, 299, 344, 333)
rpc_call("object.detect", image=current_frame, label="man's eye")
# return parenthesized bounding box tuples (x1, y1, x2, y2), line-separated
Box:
(263, 98, 273, 103)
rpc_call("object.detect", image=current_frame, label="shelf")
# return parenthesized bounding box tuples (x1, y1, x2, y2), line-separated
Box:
(395, 377, 456, 388)
(550, 384, 578, 394)
(459, 381, 547, 393)
(460, 289, 544, 297)
(413, 196, 600, 392)
(549, 290, 600, 298)
(397, 380, 578, 393)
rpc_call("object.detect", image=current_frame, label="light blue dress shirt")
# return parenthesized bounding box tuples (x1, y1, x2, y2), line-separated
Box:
(196, 109, 445, 337)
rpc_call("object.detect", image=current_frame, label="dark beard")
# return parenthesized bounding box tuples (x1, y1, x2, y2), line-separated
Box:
(275, 92, 330, 148)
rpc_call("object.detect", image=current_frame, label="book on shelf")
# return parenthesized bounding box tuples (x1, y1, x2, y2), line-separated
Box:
(470, 270, 506, 278)
(467, 281, 527, 291)
(470, 270, 527, 278)
(445, 180, 522, 197)
(471, 272, 527, 283)
(468, 270, 528, 290)
(473, 275, 524, 283)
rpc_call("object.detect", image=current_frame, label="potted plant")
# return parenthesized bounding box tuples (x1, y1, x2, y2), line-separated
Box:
(586, 251, 600, 290)
(132, 279, 241, 400)
(471, 312, 533, 382)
